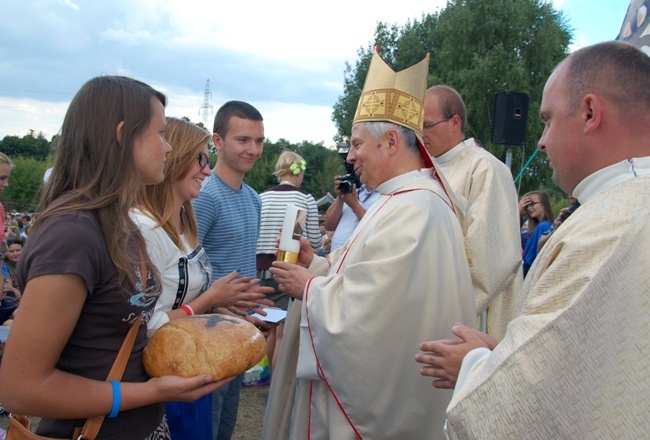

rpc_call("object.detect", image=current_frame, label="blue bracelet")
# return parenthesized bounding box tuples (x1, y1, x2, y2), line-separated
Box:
(108, 380, 120, 419)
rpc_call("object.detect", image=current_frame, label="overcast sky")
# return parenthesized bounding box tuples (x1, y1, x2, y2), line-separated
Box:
(0, 0, 629, 147)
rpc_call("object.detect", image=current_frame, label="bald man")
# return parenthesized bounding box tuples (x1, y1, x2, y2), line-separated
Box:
(417, 41, 650, 439)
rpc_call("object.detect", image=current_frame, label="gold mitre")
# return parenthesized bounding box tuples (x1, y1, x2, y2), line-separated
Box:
(353, 46, 433, 167)
(353, 47, 467, 227)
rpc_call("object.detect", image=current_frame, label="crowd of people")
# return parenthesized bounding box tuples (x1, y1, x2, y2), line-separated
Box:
(0, 40, 646, 439)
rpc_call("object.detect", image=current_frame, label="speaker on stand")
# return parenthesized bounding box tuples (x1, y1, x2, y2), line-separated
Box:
(491, 90, 530, 169)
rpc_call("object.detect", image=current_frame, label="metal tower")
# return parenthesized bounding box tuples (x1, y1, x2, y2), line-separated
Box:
(199, 79, 213, 127)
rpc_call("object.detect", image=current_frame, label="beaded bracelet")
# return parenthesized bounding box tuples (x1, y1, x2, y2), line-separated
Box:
(180, 304, 194, 316)
(108, 380, 120, 419)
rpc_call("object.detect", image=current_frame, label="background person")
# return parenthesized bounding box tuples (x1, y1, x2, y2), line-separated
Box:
(324, 176, 379, 252)
(0, 76, 231, 439)
(519, 190, 554, 277)
(3, 237, 23, 300)
(0, 153, 11, 245)
(256, 150, 321, 377)
(537, 195, 580, 251)
(423, 85, 523, 339)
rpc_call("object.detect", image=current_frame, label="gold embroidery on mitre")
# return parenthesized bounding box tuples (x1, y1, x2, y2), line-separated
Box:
(353, 47, 429, 137)
(358, 91, 387, 117)
(356, 89, 423, 133)
(393, 94, 423, 130)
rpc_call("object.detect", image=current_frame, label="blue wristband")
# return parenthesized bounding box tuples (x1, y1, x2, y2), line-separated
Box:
(108, 380, 120, 419)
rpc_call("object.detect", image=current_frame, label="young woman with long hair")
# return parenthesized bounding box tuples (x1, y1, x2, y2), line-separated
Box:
(0, 76, 230, 439)
(519, 190, 555, 277)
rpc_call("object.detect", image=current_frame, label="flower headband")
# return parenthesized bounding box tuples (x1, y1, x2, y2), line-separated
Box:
(289, 160, 306, 175)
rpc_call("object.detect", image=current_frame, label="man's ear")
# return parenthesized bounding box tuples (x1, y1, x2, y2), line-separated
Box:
(212, 133, 222, 151)
(582, 94, 602, 135)
(386, 128, 399, 155)
(116, 121, 125, 146)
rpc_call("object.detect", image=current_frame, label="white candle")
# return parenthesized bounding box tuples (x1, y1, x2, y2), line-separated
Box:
(277, 204, 306, 263)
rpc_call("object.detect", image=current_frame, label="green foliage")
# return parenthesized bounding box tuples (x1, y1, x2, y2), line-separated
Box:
(330, 0, 572, 194)
(0, 132, 52, 161)
(0, 156, 49, 213)
(243, 140, 344, 203)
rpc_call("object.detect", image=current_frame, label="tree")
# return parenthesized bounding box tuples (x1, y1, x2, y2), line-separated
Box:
(331, 0, 572, 193)
(243, 139, 343, 203)
(0, 156, 49, 213)
(0, 132, 52, 161)
(435, 0, 571, 193)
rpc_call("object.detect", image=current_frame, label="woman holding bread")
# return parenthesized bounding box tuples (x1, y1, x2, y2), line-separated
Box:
(133, 117, 273, 439)
(0, 76, 231, 439)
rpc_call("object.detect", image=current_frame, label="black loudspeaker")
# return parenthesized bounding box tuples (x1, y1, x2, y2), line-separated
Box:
(491, 90, 530, 146)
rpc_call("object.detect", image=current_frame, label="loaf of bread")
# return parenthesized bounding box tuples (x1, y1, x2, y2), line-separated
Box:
(143, 314, 266, 381)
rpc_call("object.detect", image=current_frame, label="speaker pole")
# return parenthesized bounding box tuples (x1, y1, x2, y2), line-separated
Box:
(505, 146, 513, 170)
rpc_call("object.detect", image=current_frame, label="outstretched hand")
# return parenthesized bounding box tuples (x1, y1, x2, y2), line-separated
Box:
(149, 374, 235, 403)
(207, 270, 274, 310)
(415, 323, 498, 389)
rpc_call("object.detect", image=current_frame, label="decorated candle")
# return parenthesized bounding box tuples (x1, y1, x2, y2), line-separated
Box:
(277, 204, 307, 264)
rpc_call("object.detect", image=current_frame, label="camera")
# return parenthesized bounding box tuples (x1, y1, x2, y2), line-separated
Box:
(338, 173, 361, 194)
(337, 144, 361, 194)
(559, 203, 578, 222)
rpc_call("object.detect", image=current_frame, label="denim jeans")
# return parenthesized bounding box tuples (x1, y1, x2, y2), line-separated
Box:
(211, 373, 244, 440)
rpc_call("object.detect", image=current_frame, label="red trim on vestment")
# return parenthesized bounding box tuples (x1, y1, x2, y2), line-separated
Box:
(303, 186, 451, 439)
(304, 276, 363, 439)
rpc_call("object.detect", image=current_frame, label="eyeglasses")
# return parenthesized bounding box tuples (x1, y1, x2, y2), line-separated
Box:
(198, 152, 209, 169)
(423, 117, 452, 130)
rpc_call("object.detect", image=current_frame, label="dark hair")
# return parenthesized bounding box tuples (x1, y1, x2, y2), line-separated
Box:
(213, 101, 263, 136)
(563, 41, 650, 115)
(36, 75, 167, 287)
(5, 237, 23, 248)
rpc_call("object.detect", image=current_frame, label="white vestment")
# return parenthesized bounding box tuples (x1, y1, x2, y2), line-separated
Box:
(263, 169, 476, 440)
(446, 158, 650, 439)
(434, 138, 522, 339)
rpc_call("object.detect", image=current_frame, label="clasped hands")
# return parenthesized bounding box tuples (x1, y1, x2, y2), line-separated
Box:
(415, 323, 499, 389)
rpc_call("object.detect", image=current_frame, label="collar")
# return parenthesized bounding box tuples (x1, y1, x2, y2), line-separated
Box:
(375, 169, 435, 195)
(573, 157, 650, 204)
(434, 138, 475, 167)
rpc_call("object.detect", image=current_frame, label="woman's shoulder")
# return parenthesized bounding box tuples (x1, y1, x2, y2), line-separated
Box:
(131, 208, 158, 229)
(33, 209, 101, 240)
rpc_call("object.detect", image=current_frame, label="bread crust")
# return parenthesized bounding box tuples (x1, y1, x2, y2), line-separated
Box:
(143, 314, 266, 381)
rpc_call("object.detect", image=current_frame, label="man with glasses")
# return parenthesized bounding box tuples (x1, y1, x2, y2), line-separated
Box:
(422, 85, 522, 339)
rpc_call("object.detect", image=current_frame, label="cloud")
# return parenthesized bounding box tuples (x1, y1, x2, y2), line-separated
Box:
(57, 0, 80, 11)
(100, 28, 153, 46)
(0, 97, 69, 139)
(569, 33, 588, 52)
(4, 0, 615, 146)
